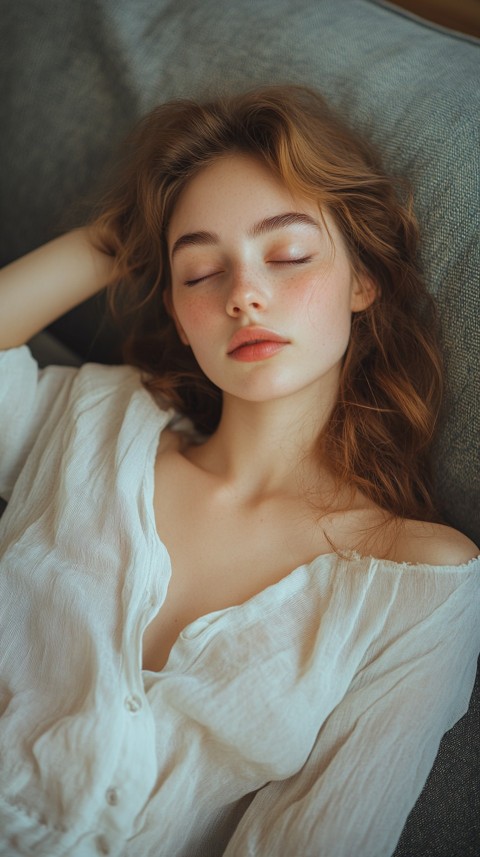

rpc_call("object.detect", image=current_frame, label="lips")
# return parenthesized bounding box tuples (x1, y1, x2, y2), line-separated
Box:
(227, 326, 289, 355)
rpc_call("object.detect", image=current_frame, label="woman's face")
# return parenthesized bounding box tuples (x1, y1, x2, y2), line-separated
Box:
(167, 153, 374, 406)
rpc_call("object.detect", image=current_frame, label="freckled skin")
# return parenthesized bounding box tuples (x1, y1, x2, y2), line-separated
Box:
(168, 154, 373, 408)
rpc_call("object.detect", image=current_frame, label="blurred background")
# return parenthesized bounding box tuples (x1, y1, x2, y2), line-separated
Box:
(393, 0, 480, 37)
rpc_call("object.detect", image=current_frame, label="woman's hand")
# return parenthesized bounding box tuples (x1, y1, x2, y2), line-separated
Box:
(0, 228, 115, 350)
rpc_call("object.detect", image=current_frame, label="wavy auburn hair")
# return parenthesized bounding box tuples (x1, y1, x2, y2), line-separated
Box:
(91, 84, 443, 523)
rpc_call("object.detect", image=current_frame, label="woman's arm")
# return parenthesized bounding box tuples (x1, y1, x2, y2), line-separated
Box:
(0, 228, 115, 350)
(223, 558, 480, 857)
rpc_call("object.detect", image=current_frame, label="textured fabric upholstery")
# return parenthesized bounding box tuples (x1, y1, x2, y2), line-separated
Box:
(0, 1, 478, 852)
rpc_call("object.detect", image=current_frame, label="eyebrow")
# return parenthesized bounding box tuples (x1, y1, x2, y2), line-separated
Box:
(170, 212, 321, 259)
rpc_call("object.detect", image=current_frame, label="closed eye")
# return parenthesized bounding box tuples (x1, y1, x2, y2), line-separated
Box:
(184, 256, 313, 285)
(271, 256, 313, 266)
(184, 272, 222, 286)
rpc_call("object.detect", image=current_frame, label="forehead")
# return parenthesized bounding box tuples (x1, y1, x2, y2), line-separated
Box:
(167, 152, 326, 241)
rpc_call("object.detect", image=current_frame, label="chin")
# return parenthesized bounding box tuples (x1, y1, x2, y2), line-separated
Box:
(223, 378, 320, 404)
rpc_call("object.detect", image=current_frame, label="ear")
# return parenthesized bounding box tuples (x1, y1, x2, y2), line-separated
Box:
(163, 289, 190, 346)
(350, 271, 378, 313)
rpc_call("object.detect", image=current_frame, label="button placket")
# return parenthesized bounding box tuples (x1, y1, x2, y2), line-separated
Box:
(96, 833, 110, 854)
(124, 693, 142, 713)
(106, 787, 119, 806)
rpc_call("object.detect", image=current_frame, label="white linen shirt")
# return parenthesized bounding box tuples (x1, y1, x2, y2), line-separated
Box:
(0, 345, 479, 857)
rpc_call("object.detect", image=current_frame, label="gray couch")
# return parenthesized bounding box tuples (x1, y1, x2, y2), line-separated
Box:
(1, 1, 479, 853)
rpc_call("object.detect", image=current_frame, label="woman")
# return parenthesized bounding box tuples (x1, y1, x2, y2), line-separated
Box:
(0, 85, 478, 857)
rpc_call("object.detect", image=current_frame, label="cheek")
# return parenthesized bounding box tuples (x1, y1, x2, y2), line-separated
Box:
(173, 293, 216, 340)
(300, 271, 354, 339)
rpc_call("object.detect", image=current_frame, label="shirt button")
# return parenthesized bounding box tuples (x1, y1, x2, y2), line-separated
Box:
(96, 834, 110, 854)
(106, 787, 119, 806)
(124, 693, 142, 713)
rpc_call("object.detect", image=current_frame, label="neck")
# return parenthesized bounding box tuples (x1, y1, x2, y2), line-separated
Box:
(184, 384, 336, 502)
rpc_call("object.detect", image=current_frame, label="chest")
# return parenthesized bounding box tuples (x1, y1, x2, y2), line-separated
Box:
(142, 451, 329, 672)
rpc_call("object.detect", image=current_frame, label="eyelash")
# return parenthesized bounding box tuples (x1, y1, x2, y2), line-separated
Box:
(280, 256, 313, 266)
(184, 275, 214, 286)
(183, 257, 313, 287)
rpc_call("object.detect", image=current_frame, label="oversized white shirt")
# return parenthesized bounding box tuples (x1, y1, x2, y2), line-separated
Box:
(0, 346, 479, 857)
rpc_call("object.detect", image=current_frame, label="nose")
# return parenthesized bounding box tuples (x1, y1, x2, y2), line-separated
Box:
(225, 266, 267, 317)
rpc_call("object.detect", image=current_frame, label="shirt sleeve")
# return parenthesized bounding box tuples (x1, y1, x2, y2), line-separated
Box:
(223, 559, 480, 857)
(0, 346, 77, 501)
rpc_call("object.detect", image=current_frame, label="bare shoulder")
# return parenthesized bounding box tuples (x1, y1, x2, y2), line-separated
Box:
(157, 428, 182, 457)
(388, 520, 479, 567)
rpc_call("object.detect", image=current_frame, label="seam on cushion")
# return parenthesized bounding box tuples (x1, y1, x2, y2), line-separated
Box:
(366, 0, 480, 45)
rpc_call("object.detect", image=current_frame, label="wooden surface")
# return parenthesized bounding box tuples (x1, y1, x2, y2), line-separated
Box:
(391, 0, 480, 37)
